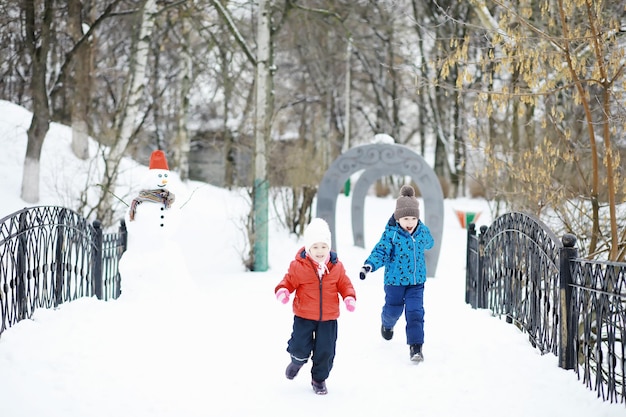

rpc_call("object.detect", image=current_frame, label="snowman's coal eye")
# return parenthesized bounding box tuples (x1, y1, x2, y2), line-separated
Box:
(158, 174, 163, 178)
(163, 173, 168, 178)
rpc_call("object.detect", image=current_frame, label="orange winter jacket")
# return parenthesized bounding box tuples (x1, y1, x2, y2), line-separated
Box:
(275, 247, 356, 321)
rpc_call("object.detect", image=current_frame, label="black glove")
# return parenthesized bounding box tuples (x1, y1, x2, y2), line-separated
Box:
(359, 265, 372, 280)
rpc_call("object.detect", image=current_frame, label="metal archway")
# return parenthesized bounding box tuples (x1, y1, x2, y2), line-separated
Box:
(316, 143, 443, 277)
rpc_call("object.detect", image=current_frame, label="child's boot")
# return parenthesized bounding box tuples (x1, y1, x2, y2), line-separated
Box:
(311, 379, 328, 395)
(381, 325, 394, 340)
(285, 362, 303, 380)
(410, 344, 424, 362)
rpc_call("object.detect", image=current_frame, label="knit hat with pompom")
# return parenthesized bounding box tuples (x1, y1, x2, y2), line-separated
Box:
(394, 185, 420, 220)
(303, 218, 332, 252)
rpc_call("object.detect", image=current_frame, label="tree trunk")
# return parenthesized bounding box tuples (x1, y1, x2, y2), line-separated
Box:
(68, 0, 90, 160)
(96, 0, 157, 223)
(252, 0, 272, 271)
(173, 14, 191, 181)
(220, 37, 234, 189)
(21, 0, 53, 203)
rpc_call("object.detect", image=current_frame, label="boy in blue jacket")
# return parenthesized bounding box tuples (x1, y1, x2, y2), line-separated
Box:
(359, 185, 434, 362)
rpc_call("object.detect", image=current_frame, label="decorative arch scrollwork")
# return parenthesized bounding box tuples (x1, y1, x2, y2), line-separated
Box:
(316, 144, 444, 277)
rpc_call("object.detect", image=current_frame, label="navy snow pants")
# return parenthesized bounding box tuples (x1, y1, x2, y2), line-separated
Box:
(381, 283, 425, 345)
(287, 316, 338, 382)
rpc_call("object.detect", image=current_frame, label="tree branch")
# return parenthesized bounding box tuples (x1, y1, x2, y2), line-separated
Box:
(210, 0, 257, 65)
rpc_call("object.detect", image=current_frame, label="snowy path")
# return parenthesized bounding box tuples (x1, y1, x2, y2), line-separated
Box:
(0, 194, 624, 417)
(1, 264, 621, 417)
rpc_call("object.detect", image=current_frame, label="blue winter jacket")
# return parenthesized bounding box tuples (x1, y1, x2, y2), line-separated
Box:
(364, 215, 434, 286)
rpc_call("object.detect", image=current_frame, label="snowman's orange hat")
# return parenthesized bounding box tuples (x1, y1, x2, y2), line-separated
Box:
(149, 150, 169, 170)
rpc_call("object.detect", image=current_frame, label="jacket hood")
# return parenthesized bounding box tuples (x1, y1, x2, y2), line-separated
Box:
(387, 213, 418, 236)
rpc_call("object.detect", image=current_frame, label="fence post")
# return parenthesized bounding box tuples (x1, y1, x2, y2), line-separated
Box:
(120, 219, 128, 252)
(559, 233, 577, 370)
(54, 208, 66, 307)
(466, 223, 476, 307)
(116, 219, 127, 299)
(477, 225, 488, 309)
(16, 212, 28, 321)
(92, 220, 104, 300)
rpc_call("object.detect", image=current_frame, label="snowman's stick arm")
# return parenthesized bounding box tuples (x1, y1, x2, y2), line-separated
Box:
(178, 185, 204, 209)
(97, 184, 130, 207)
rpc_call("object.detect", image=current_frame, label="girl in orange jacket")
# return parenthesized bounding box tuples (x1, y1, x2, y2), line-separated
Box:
(275, 218, 356, 395)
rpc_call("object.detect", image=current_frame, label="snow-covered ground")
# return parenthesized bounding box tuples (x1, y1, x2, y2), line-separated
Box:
(0, 100, 623, 416)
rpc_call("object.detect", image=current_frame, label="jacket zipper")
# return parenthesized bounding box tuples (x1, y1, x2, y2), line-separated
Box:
(318, 277, 323, 321)
(412, 233, 418, 285)
(308, 257, 325, 321)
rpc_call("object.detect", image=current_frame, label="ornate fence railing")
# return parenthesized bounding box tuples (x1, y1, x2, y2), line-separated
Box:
(0, 206, 126, 339)
(570, 257, 626, 404)
(466, 212, 625, 405)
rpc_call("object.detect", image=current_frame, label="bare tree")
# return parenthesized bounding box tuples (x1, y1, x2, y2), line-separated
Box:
(172, 8, 192, 181)
(95, 0, 158, 224)
(252, 0, 271, 271)
(68, 0, 91, 160)
(20, 0, 53, 203)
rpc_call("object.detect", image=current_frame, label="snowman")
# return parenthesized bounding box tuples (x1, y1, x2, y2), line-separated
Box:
(118, 150, 191, 305)
(125, 150, 180, 244)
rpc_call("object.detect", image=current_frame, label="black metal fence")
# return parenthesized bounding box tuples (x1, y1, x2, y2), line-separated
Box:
(0, 206, 126, 339)
(466, 212, 625, 405)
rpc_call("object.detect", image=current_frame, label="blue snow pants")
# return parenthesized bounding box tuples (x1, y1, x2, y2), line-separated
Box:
(381, 283, 425, 345)
(287, 316, 338, 382)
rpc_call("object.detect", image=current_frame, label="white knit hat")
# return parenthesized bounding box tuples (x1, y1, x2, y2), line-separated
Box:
(303, 218, 332, 252)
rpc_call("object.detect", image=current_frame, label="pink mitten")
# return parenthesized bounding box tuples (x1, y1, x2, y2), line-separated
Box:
(276, 288, 290, 304)
(344, 296, 356, 312)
